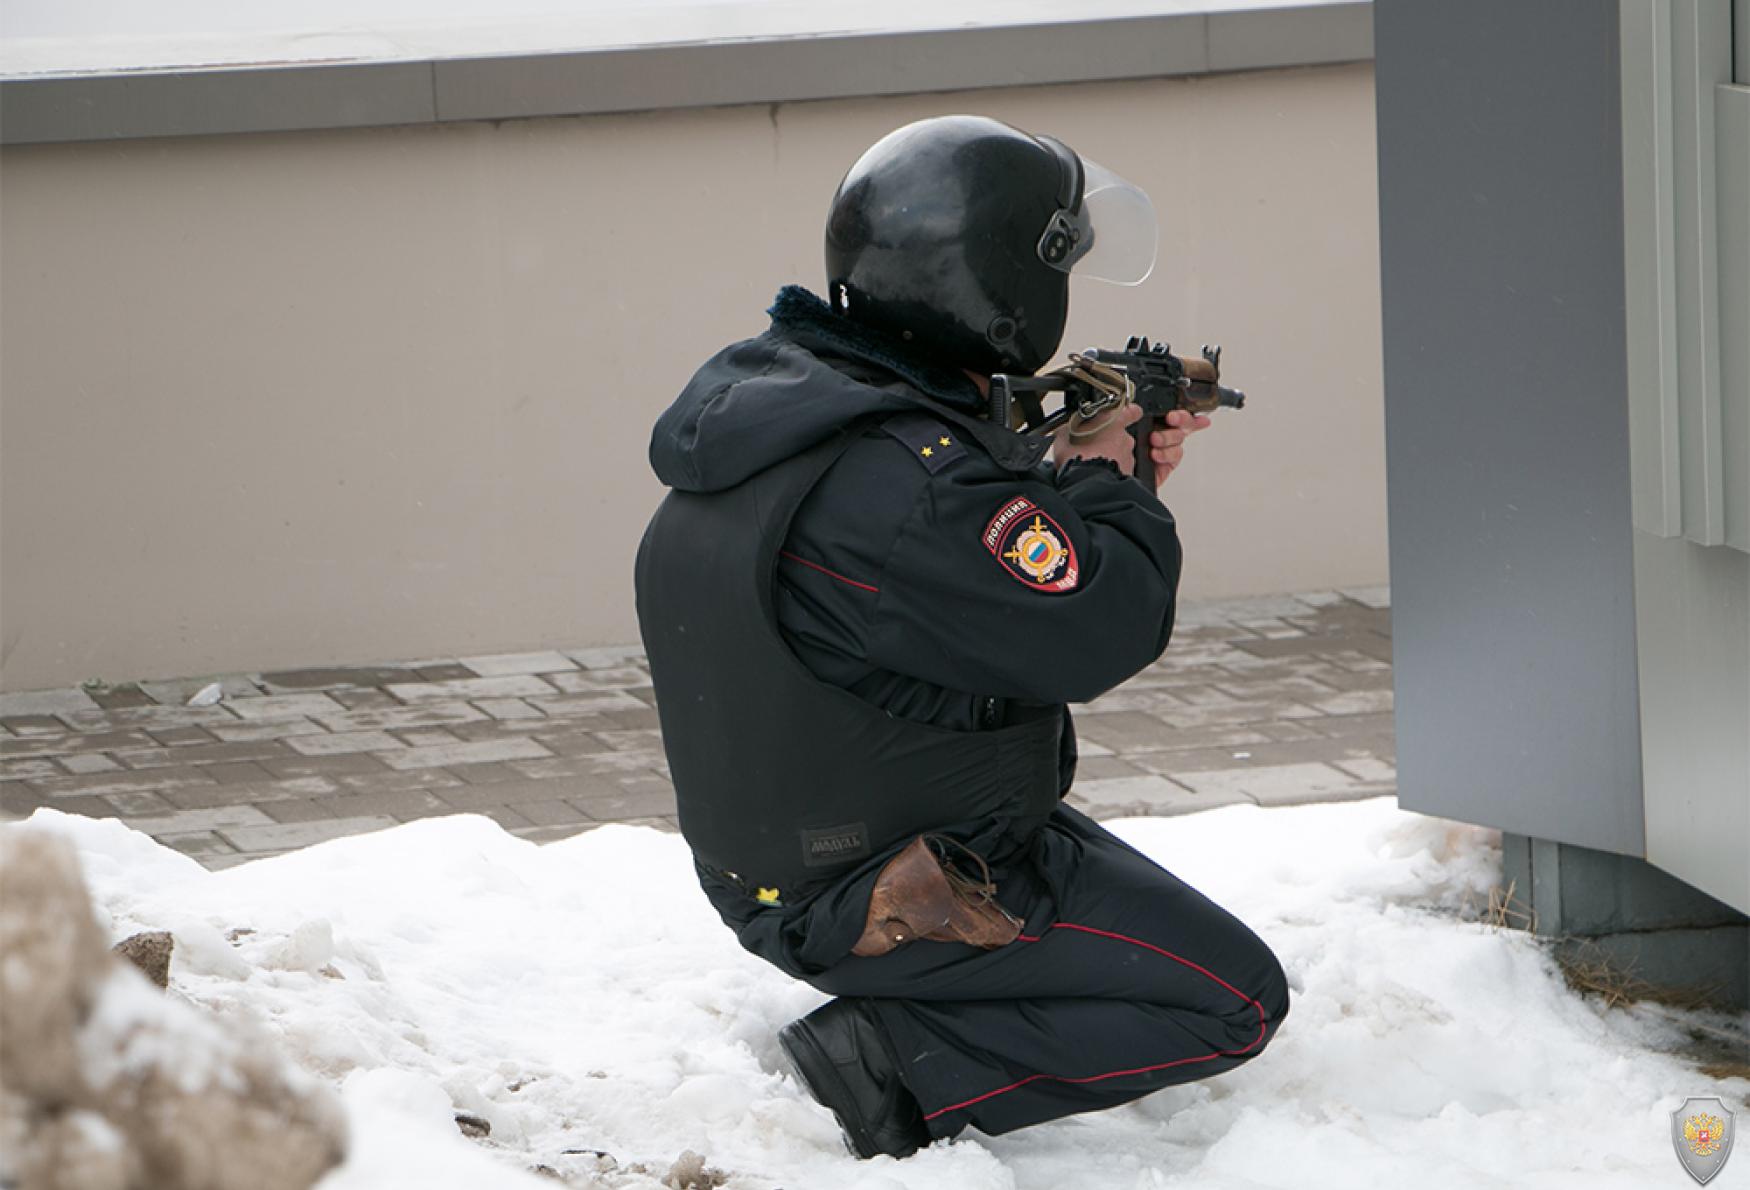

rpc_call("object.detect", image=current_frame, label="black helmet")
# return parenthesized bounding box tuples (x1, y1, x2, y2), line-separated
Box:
(824, 115, 1157, 377)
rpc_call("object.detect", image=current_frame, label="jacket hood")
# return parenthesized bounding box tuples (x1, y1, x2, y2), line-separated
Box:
(649, 286, 988, 494)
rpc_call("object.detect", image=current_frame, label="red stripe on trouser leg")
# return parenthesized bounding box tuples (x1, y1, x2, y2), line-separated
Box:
(920, 921, 1270, 1122)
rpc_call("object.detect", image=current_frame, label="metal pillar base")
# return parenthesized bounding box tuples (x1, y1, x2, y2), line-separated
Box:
(1501, 834, 1748, 1010)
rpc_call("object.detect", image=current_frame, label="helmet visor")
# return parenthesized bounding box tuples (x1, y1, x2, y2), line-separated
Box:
(1077, 158, 1158, 284)
(1037, 157, 1158, 286)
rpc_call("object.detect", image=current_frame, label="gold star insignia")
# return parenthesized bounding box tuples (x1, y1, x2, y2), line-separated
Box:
(921, 446, 934, 458)
(939, 436, 952, 446)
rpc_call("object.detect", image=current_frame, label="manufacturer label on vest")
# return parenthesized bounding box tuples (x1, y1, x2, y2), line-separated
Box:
(801, 822, 870, 867)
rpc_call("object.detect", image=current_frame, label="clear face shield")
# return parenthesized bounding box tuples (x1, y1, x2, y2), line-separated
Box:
(1034, 141, 1158, 286)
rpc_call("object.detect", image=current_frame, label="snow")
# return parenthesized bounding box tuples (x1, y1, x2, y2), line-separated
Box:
(76, 965, 241, 1097)
(186, 682, 225, 707)
(12, 799, 1746, 1189)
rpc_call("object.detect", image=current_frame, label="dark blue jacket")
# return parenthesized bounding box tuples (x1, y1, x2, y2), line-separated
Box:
(641, 286, 1183, 972)
(650, 286, 1183, 732)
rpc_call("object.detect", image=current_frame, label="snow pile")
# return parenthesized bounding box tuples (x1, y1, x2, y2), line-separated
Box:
(8, 799, 1744, 1189)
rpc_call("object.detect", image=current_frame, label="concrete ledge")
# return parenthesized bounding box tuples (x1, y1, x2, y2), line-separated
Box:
(0, 61, 437, 144)
(1, 3, 1371, 146)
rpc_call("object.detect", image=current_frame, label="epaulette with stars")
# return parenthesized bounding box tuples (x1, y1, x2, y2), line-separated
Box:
(880, 411, 968, 474)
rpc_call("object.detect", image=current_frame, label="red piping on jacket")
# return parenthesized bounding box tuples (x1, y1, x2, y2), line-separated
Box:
(779, 550, 880, 594)
(920, 921, 1270, 1122)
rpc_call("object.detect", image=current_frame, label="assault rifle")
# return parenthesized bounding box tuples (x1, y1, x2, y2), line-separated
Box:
(990, 338, 1246, 487)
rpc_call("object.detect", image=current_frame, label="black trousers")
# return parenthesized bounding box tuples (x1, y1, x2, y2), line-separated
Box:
(797, 806, 1292, 1138)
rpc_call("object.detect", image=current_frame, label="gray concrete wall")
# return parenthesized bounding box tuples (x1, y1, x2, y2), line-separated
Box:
(1, 64, 1387, 691)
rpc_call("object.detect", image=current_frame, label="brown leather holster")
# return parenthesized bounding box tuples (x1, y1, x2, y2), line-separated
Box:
(851, 835, 1023, 957)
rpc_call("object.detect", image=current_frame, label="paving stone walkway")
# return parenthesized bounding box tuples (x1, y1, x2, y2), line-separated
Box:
(0, 588, 1394, 869)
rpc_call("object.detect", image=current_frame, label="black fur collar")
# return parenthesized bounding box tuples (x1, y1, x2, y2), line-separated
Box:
(765, 285, 1047, 472)
(766, 285, 984, 412)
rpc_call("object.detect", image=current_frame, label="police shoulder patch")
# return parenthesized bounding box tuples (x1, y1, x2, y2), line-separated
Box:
(983, 496, 1080, 593)
(881, 412, 967, 474)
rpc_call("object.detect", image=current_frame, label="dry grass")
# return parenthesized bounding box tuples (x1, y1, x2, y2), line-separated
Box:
(1637, 1002, 1750, 1081)
(1471, 884, 1737, 1017)
(1479, 879, 1537, 933)
(1554, 938, 1730, 1012)
(1697, 1057, 1750, 1081)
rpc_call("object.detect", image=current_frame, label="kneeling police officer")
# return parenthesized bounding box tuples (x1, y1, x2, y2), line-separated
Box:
(636, 115, 1290, 1159)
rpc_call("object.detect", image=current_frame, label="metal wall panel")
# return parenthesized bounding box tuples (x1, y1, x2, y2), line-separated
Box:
(1376, 0, 1646, 854)
(1623, 1, 1685, 538)
(1625, 4, 1750, 914)
(1671, 1, 1731, 546)
(1737, 0, 1749, 83)
(1721, 84, 1750, 550)
(1622, 1, 1744, 551)
(1632, 531, 1750, 915)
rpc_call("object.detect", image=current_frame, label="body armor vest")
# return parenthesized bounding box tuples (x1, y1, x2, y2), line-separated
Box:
(635, 426, 1063, 903)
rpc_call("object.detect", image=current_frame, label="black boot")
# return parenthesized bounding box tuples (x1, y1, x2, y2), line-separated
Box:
(778, 998, 931, 1159)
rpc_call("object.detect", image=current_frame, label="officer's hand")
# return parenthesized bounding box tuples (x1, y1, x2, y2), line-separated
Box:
(1148, 409, 1213, 483)
(1053, 404, 1145, 476)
